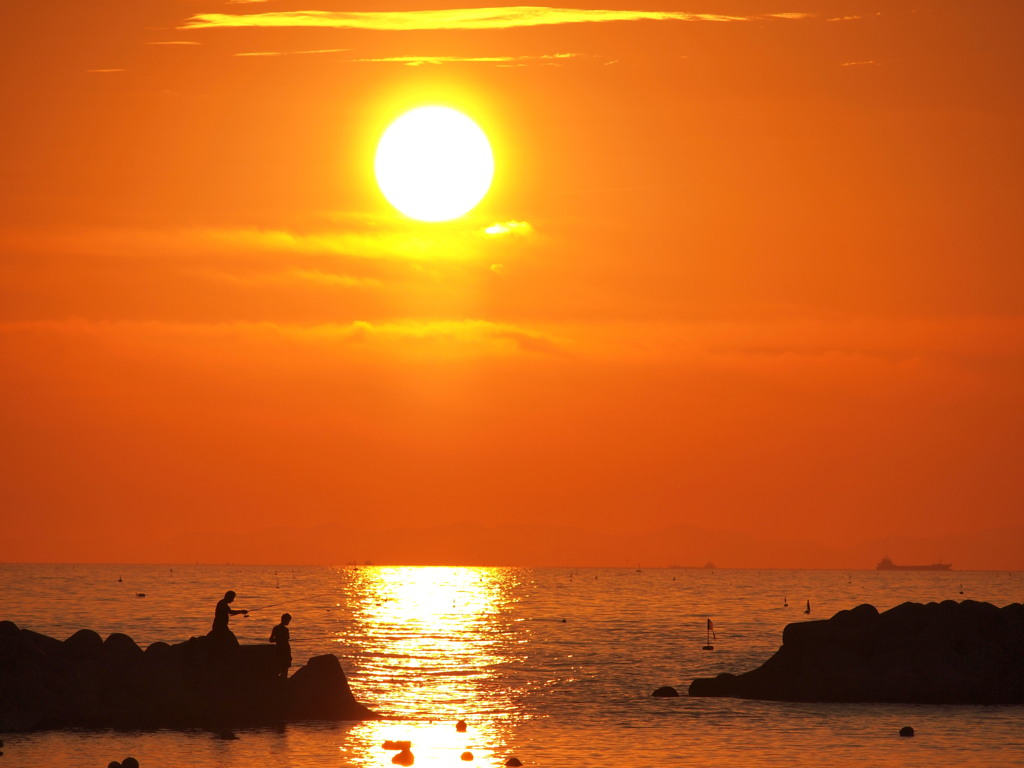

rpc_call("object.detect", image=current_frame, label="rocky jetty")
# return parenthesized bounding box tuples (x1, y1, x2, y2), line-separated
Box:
(0, 620, 379, 731)
(689, 600, 1024, 704)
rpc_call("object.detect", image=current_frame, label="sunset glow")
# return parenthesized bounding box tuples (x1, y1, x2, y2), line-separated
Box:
(1, 0, 1022, 570)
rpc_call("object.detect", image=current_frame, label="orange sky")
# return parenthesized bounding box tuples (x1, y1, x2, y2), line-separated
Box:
(2, 1, 1023, 569)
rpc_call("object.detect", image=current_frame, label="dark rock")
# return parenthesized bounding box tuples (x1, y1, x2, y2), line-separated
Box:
(505, 758, 523, 767)
(899, 726, 915, 737)
(104, 633, 144, 659)
(651, 686, 679, 697)
(392, 747, 414, 766)
(286, 654, 378, 721)
(64, 629, 104, 660)
(144, 641, 172, 660)
(0, 621, 379, 731)
(688, 600, 1024, 704)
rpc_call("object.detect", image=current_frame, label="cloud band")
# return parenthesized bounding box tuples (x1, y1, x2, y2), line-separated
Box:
(180, 6, 804, 31)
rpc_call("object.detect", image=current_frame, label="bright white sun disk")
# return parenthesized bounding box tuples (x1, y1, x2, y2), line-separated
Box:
(375, 106, 494, 222)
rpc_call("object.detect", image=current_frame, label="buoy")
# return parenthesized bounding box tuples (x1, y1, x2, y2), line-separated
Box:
(135, 592, 146, 598)
(805, 600, 811, 614)
(703, 618, 716, 650)
(899, 726, 915, 737)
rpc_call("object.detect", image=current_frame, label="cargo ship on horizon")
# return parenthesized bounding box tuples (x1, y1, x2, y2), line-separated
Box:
(876, 555, 952, 571)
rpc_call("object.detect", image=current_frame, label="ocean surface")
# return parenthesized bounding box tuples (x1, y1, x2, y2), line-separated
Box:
(0, 563, 1021, 767)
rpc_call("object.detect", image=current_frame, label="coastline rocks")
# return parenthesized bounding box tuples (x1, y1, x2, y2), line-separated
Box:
(651, 686, 679, 697)
(286, 653, 377, 720)
(689, 600, 1024, 704)
(0, 620, 379, 731)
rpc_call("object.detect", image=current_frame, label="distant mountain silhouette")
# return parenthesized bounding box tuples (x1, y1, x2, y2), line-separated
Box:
(163, 521, 1024, 571)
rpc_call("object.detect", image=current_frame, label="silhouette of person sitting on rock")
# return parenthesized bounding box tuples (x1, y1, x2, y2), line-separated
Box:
(209, 590, 248, 647)
(269, 613, 292, 677)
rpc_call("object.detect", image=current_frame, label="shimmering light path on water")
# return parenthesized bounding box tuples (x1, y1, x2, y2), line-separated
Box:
(1, 564, 1022, 767)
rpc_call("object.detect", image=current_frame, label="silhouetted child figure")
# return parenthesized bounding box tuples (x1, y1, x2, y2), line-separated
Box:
(269, 612, 292, 677)
(209, 590, 248, 648)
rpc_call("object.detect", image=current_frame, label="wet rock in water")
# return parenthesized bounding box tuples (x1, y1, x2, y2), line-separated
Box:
(0, 621, 380, 731)
(121, 758, 140, 768)
(688, 600, 1024, 705)
(505, 758, 523, 767)
(461, 751, 474, 761)
(651, 686, 679, 697)
(456, 719, 468, 732)
(899, 726, 915, 737)
(392, 747, 414, 766)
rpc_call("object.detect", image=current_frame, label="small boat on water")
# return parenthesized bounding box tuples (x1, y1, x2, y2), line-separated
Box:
(876, 555, 952, 571)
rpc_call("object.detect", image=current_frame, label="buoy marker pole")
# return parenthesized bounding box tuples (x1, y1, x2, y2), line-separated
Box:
(703, 618, 716, 650)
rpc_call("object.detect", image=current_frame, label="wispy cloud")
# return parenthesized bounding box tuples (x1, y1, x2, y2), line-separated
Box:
(0, 220, 535, 264)
(0, 318, 567, 359)
(485, 221, 535, 237)
(147, 41, 201, 46)
(235, 48, 350, 57)
(86, 68, 126, 73)
(181, 7, 809, 31)
(841, 60, 879, 67)
(347, 52, 583, 66)
(827, 13, 880, 22)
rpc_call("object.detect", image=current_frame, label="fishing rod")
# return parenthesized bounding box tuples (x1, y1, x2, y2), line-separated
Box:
(243, 592, 340, 614)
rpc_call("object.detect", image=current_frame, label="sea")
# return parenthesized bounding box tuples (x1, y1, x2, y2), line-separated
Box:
(0, 563, 1021, 768)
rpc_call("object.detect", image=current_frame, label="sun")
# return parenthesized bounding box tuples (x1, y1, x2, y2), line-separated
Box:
(375, 106, 494, 222)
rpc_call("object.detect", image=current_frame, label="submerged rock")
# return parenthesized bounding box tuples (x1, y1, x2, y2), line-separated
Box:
(0, 621, 379, 731)
(688, 600, 1024, 704)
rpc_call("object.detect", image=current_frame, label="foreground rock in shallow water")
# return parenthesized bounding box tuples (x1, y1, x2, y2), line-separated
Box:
(689, 600, 1024, 704)
(0, 621, 379, 731)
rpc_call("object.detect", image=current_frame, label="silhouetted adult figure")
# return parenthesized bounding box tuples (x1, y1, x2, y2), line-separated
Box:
(209, 590, 248, 647)
(269, 613, 292, 677)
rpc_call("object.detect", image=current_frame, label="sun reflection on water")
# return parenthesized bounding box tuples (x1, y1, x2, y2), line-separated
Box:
(330, 566, 526, 766)
(336, 566, 527, 714)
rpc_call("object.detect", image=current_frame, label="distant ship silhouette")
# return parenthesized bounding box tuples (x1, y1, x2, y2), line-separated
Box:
(876, 555, 952, 571)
